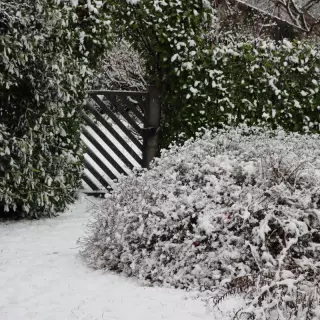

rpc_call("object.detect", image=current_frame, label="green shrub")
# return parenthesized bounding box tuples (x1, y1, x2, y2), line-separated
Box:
(0, 0, 111, 218)
(106, 0, 214, 148)
(105, 1, 320, 147)
(165, 39, 320, 146)
(215, 40, 320, 132)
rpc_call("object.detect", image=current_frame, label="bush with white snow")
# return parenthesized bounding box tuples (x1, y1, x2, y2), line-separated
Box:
(81, 127, 320, 319)
(0, 0, 111, 218)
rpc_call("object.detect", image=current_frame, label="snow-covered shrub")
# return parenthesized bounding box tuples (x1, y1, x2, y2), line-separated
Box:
(212, 40, 320, 131)
(94, 40, 146, 91)
(92, 40, 147, 120)
(81, 127, 320, 319)
(164, 39, 320, 146)
(108, 0, 214, 147)
(0, 0, 111, 218)
(110, 0, 320, 148)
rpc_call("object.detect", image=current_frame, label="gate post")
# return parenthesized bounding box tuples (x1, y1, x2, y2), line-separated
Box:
(142, 86, 160, 169)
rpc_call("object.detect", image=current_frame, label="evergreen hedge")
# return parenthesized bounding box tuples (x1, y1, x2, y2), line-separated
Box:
(0, 0, 111, 218)
(164, 39, 320, 146)
(106, 1, 320, 147)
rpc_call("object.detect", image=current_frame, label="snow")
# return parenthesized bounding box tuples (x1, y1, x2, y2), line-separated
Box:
(0, 196, 237, 320)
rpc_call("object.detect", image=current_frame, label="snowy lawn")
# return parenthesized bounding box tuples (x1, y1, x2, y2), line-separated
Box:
(0, 196, 229, 320)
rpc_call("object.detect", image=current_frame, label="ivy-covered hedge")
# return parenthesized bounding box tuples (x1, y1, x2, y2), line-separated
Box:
(106, 0, 214, 147)
(0, 0, 111, 218)
(165, 39, 320, 146)
(107, 1, 320, 147)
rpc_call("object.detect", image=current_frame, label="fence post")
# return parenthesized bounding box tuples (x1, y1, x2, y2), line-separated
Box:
(142, 86, 161, 169)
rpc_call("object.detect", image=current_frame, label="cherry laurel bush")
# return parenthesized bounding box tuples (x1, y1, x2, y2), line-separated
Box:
(80, 127, 320, 319)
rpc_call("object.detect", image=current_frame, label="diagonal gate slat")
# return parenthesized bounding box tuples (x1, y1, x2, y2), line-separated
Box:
(89, 94, 142, 150)
(82, 112, 135, 170)
(84, 158, 111, 190)
(82, 173, 100, 191)
(106, 94, 142, 134)
(82, 88, 160, 194)
(82, 127, 127, 176)
(84, 103, 142, 164)
(85, 147, 118, 182)
(134, 95, 147, 114)
(108, 93, 144, 122)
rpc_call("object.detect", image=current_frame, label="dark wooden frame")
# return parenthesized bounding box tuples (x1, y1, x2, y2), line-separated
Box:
(81, 86, 160, 193)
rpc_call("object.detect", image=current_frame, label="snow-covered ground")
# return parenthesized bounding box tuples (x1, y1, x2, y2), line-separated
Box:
(0, 196, 237, 320)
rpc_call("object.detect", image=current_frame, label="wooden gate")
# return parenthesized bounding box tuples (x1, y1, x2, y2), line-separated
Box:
(81, 87, 160, 193)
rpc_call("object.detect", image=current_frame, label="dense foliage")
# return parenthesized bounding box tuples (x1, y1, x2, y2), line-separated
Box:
(107, 0, 214, 147)
(94, 40, 146, 91)
(81, 127, 320, 319)
(0, 0, 111, 218)
(164, 39, 320, 146)
(105, 1, 319, 148)
(2, 0, 319, 222)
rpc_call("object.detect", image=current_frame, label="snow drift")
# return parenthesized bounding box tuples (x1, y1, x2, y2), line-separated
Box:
(81, 126, 320, 319)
